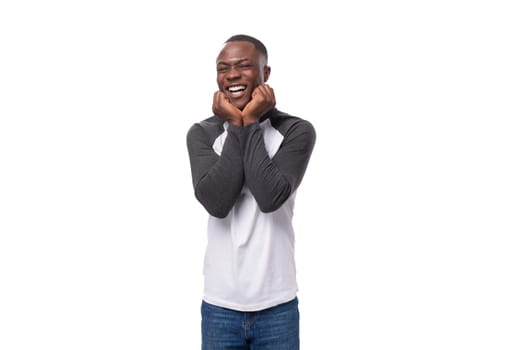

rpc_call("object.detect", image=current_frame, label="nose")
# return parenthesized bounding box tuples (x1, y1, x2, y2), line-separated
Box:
(226, 67, 241, 81)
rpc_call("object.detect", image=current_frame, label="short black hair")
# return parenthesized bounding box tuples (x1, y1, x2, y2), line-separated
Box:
(225, 34, 268, 62)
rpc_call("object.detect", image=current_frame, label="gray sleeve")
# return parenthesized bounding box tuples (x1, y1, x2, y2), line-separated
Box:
(239, 120, 316, 213)
(186, 123, 244, 218)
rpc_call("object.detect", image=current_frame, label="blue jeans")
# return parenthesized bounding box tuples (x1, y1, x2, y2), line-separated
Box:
(201, 298, 300, 350)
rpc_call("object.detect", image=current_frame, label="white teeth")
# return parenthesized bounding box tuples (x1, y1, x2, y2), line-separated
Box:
(228, 85, 246, 92)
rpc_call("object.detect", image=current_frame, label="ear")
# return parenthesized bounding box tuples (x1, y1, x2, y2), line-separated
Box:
(263, 66, 271, 82)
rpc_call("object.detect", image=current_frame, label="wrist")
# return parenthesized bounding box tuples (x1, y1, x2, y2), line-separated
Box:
(229, 118, 243, 127)
(242, 113, 259, 126)
(242, 118, 257, 126)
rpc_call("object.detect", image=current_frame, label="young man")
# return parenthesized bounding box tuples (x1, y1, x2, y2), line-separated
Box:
(187, 34, 316, 349)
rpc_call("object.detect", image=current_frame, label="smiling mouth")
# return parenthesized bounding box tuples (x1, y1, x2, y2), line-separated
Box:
(227, 85, 247, 98)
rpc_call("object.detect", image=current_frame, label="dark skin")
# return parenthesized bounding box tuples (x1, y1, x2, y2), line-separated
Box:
(213, 41, 276, 127)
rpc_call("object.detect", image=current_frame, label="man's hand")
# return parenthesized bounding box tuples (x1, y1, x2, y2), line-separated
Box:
(242, 84, 276, 125)
(212, 85, 276, 127)
(212, 91, 243, 126)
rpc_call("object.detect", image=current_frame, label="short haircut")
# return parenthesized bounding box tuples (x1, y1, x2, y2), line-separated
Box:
(225, 34, 268, 62)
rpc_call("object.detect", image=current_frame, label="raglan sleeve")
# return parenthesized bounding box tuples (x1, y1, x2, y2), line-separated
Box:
(186, 123, 244, 218)
(239, 119, 316, 213)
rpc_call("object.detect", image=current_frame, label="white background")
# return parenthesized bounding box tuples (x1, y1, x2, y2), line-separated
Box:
(1, 0, 524, 349)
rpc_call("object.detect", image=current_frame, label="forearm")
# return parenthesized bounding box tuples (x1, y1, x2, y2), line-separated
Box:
(240, 121, 315, 213)
(193, 154, 244, 218)
(187, 124, 244, 218)
(242, 123, 291, 212)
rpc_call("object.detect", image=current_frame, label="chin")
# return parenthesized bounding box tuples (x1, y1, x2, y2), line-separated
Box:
(234, 100, 249, 111)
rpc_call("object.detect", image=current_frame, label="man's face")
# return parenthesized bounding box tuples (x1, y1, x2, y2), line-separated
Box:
(216, 41, 269, 111)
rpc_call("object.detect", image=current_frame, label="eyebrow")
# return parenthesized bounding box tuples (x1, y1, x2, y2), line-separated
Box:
(216, 58, 250, 66)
